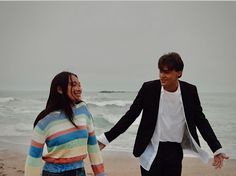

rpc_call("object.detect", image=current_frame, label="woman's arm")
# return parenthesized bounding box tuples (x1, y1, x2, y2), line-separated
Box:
(24, 125, 45, 176)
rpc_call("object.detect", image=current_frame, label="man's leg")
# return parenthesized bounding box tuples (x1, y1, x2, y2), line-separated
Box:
(140, 142, 183, 176)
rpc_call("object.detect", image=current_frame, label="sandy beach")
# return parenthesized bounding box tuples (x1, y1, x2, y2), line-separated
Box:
(0, 148, 236, 176)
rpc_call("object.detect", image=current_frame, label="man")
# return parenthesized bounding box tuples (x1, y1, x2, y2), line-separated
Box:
(98, 52, 229, 176)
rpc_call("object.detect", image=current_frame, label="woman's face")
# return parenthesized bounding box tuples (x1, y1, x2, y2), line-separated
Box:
(67, 75, 82, 103)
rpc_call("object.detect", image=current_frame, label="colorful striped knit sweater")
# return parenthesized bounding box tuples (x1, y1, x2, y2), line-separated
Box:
(25, 102, 105, 176)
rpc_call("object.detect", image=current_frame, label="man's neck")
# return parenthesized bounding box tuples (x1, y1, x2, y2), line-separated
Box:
(163, 82, 179, 92)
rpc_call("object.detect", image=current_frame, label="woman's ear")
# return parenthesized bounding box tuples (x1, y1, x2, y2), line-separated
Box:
(57, 86, 63, 94)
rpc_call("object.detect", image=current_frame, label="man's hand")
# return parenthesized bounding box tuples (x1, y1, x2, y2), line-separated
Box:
(98, 140, 106, 150)
(212, 153, 229, 169)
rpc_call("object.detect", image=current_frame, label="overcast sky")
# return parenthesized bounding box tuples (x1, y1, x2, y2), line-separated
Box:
(0, 1, 236, 92)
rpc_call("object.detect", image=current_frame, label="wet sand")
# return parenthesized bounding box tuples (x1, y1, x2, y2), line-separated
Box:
(0, 149, 235, 176)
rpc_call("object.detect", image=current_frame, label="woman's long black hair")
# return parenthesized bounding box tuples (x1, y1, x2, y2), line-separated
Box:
(33, 71, 78, 128)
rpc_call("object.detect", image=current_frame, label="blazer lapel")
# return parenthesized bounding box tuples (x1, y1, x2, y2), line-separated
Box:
(179, 81, 191, 121)
(154, 80, 161, 117)
(150, 81, 162, 130)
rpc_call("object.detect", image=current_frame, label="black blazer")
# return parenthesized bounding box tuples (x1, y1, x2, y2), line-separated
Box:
(104, 80, 222, 157)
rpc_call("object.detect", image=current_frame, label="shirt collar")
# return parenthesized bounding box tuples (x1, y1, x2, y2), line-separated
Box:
(161, 81, 181, 95)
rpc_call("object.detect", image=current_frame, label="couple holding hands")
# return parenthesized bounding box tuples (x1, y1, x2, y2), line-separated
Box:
(24, 52, 228, 176)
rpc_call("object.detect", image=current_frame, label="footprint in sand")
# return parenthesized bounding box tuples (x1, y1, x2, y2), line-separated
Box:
(0, 162, 4, 169)
(17, 170, 24, 173)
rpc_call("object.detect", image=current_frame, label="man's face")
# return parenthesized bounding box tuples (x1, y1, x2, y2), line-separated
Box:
(159, 67, 182, 91)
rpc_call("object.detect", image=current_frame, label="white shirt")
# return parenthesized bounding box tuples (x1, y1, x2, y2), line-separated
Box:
(139, 85, 186, 170)
(158, 86, 185, 143)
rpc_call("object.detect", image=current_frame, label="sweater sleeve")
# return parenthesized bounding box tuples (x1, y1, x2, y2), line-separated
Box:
(24, 124, 46, 176)
(86, 112, 106, 176)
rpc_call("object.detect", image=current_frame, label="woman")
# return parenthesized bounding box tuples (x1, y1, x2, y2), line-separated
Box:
(25, 71, 105, 176)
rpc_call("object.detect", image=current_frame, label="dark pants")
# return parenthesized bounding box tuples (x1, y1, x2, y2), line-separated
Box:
(42, 167, 86, 176)
(141, 142, 183, 176)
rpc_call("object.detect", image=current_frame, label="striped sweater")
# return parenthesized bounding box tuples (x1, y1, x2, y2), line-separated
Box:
(25, 102, 105, 176)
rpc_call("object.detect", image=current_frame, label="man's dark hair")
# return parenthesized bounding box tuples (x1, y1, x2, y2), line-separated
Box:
(158, 52, 184, 72)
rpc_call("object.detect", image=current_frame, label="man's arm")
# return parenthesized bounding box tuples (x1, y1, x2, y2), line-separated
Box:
(97, 83, 145, 148)
(193, 86, 229, 168)
(193, 86, 222, 152)
(97, 133, 109, 150)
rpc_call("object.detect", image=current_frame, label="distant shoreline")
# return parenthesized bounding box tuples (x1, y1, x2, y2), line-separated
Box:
(0, 89, 236, 94)
(99, 90, 127, 93)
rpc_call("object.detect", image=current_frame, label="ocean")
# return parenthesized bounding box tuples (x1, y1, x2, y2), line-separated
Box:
(0, 90, 235, 159)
